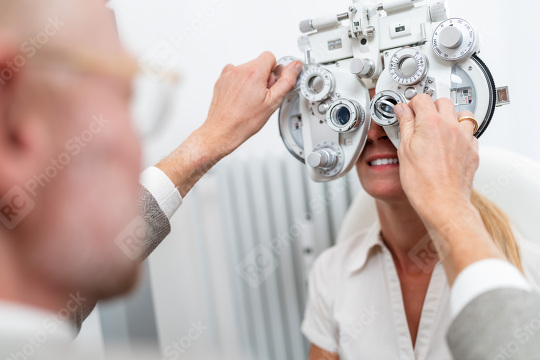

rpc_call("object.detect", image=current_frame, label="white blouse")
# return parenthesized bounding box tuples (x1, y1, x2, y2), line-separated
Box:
(301, 220, 540, 360)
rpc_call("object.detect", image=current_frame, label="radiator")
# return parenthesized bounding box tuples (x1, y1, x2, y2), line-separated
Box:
(214, 154, 361, 360)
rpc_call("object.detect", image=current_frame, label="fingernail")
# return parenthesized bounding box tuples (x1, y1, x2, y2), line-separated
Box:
(394, 104, 404, 119)
(294, 62, 303, 75)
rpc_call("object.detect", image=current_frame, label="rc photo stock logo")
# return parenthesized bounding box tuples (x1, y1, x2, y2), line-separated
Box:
(0, 17, 64, 86)
(408, 233, 442, 274)
(0, 186, 35, 230)
(237, 243, 280, 289)
(114, 217, 146, 261)
(0, 114, 109, 230)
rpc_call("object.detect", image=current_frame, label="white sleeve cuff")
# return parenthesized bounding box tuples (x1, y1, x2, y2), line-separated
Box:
(140, 167, 182, 220)
(450, 258, 533, 318)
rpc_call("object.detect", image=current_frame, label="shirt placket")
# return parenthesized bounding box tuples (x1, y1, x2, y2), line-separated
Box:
(414, 263, 447, 360)
(381, 246, 416, 360)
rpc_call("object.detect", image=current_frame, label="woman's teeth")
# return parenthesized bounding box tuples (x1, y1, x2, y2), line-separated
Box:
(369, 158, 399, 166)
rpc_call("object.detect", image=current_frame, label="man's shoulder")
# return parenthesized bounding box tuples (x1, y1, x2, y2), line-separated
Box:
(448, 288, 540, 360)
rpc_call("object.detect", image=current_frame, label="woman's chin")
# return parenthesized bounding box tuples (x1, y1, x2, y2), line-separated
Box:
(356, 160, 408, 201)
(361, 180, 407, 202)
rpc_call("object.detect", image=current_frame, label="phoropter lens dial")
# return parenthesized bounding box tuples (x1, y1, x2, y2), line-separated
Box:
(432, 18, 479, 61)
(300, 67, 334, 102)
(389, 48, 429, 86)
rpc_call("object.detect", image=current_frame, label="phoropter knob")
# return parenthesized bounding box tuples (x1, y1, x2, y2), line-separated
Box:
(439, 26, 463, 49)
(429, 0, 448, 22)
(349, 58, 375, 78)
(307, 149, 338, 169)
(432, 18, 479, 61)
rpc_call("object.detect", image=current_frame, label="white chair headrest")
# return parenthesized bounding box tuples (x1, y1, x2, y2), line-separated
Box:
(336, 147, 540, 244)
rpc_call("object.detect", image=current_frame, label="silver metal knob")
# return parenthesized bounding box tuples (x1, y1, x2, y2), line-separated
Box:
(349, 58, 375, 77)
(366, 26, 376, 37)
(299, 19, 314, 33)
(432, 18, 478, 61)
(439, 26, 463, 49)
(307, 149, 337, 169)
(404, 87, 418, 100)
(430, 0, 448, 22)
(318, 103, 329, 115)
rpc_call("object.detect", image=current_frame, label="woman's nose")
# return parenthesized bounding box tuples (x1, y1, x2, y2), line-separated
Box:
(367, 120, 389, 143)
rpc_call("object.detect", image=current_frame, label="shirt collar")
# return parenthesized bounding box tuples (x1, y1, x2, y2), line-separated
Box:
(346, 219, 385, 273)
(0, 300, 76, 342)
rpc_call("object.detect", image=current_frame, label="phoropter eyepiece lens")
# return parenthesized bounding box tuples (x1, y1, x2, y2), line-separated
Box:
(336, 106, 351, 125)
(326, 99, 364, 133)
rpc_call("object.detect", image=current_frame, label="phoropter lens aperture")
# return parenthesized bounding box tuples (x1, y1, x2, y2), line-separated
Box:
(370, 90, 406, 127)
(336, 106, 351, 125)
(376, 99, 398, 119)
(308, 75, 325, 94)
(326, 99, 364, 133)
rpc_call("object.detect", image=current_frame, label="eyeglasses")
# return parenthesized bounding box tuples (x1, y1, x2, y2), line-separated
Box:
(27, 43, 180, 138)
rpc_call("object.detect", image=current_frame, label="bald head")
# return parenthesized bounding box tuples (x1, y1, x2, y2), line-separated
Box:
(0, 0, 126, 124)
(0, 0, 121, 54)
(0, 0, 65, 40)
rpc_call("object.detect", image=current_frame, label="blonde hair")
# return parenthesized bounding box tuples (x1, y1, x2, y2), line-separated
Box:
(471, 190, 523, 272)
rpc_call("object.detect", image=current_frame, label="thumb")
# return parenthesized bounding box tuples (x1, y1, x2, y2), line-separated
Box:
(266, 61, 302, 110)
(396, 103, 416, 142)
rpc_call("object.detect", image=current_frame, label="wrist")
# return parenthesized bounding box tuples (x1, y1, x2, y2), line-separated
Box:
(156, 128, 225, 197)
(412, 192, 474, 228)
(195, 124, 234, 160)
(424, 199, 479, 236)
(420, 200, 505, 285)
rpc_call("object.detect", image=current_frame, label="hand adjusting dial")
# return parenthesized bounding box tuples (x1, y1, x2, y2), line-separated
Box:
(275, 56, 305, 89)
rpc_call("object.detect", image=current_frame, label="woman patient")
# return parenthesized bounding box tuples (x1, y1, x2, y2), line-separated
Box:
(301, 101, 540, 360)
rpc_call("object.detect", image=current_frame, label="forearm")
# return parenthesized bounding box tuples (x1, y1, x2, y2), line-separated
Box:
(155, 126, 229, 198)
(418, 198, 504, 286)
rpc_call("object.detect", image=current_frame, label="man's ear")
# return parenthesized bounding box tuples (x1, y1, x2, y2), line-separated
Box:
(0, 32, 54, 193)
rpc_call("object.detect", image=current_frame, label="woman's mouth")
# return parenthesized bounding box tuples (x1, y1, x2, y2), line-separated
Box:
(369, 158, 399, 166)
